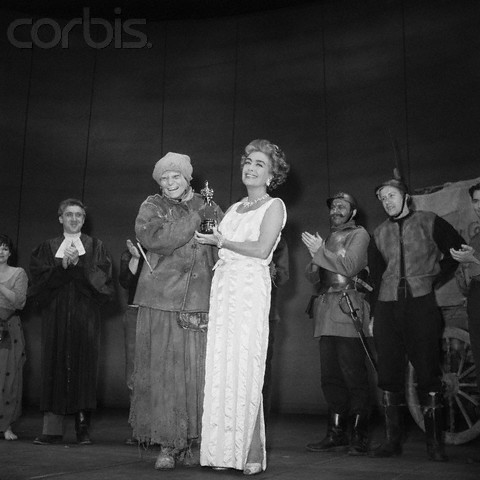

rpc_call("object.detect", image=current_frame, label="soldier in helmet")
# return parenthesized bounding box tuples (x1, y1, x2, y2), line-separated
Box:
(302, 191, 372, 456)
(369, 178, 464, 462)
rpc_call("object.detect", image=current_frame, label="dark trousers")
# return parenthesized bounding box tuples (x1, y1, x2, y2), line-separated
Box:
(374, 291, 443, 397)
(319, 336, 370, 416)
(467, 280, 480, 390)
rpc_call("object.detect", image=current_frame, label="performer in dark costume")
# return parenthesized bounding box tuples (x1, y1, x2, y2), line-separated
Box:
(29, 198, 114, 445)
(369, 179, 463, 462)
(302, 192, 372, 456)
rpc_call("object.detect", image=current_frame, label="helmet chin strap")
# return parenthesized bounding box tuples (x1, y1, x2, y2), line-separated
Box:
(344, 205, 358, 224)
(345, 209, 355, 223)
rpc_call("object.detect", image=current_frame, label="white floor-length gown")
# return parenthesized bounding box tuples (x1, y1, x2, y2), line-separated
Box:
(200, 198, 286, 471)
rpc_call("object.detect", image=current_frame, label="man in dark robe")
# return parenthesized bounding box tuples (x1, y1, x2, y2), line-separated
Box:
(28, 198, 114, 445)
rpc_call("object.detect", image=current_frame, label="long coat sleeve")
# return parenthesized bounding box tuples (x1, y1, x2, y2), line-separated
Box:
(133, 193, 220, 311)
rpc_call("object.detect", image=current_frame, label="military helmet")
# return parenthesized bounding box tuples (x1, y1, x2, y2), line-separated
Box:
(326, 192, 357, 210)
(375, 178, 409, 198)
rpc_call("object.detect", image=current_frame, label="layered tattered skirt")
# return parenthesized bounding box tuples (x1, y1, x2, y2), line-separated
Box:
(129, 309, 207, 451)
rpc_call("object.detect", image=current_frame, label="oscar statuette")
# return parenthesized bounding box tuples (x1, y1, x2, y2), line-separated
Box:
(200, 181, 217, 234)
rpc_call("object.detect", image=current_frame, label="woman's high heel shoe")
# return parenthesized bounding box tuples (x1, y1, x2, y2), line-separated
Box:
(243, 463, 262, 475)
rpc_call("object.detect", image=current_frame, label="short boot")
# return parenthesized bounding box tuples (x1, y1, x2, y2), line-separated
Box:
(369, 391, 404, 458)
(423, 392, 448, 462)
(75, 411, 92, 445)
(155, 446, 175, 470)
(306, 411, 349, 452)
(348, 413, 369, 456)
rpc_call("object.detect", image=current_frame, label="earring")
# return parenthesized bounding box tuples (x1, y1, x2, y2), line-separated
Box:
(266, 178, 272, 187)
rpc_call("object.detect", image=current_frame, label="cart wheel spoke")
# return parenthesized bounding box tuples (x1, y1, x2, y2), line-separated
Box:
(457, 349, 466, 376)
(458, 382, 478, 389)
(454, 395, 474, 429)
(459, 364, 476, 380)
(457, 389, 480, 407)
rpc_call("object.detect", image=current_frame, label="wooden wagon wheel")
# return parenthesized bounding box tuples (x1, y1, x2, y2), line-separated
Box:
(406, 327, 480, 445)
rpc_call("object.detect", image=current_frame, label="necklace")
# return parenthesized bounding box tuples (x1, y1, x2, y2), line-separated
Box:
(242, 193, 269, 208)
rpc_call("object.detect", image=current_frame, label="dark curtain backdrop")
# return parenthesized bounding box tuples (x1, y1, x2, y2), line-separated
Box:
(1, 0, 479, 412)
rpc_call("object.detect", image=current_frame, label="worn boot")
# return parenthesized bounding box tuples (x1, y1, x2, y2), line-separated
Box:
(348, 413, 369, 456)
(75, 411, 92, 445)
(155, 446, 175, 470)
(423, 392, 448, 462)
(369, 391, 404, 457)
(177, 440, 200, 467)
(306, 411, 349, 452)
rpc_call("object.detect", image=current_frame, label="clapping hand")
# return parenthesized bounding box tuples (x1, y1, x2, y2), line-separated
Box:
(301, 231, 324, 258)
(62, 242, 79, 269)
(126, 239, 141, 258)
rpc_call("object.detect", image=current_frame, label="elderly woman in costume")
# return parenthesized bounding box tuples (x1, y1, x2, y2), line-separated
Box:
(129, 152, 222, 470)
(195, 139, 289, 475)
(0, 234, 28, 440)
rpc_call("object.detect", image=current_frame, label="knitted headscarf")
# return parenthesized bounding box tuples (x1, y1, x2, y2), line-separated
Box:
(152, 152, 193, 184)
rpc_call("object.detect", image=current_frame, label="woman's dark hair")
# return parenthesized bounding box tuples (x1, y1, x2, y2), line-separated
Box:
(0, 234, 16, 265)
(241, 139, 290, 191)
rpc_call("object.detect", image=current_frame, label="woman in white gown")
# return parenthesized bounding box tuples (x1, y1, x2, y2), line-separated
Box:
(195, 139, 289, 475)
